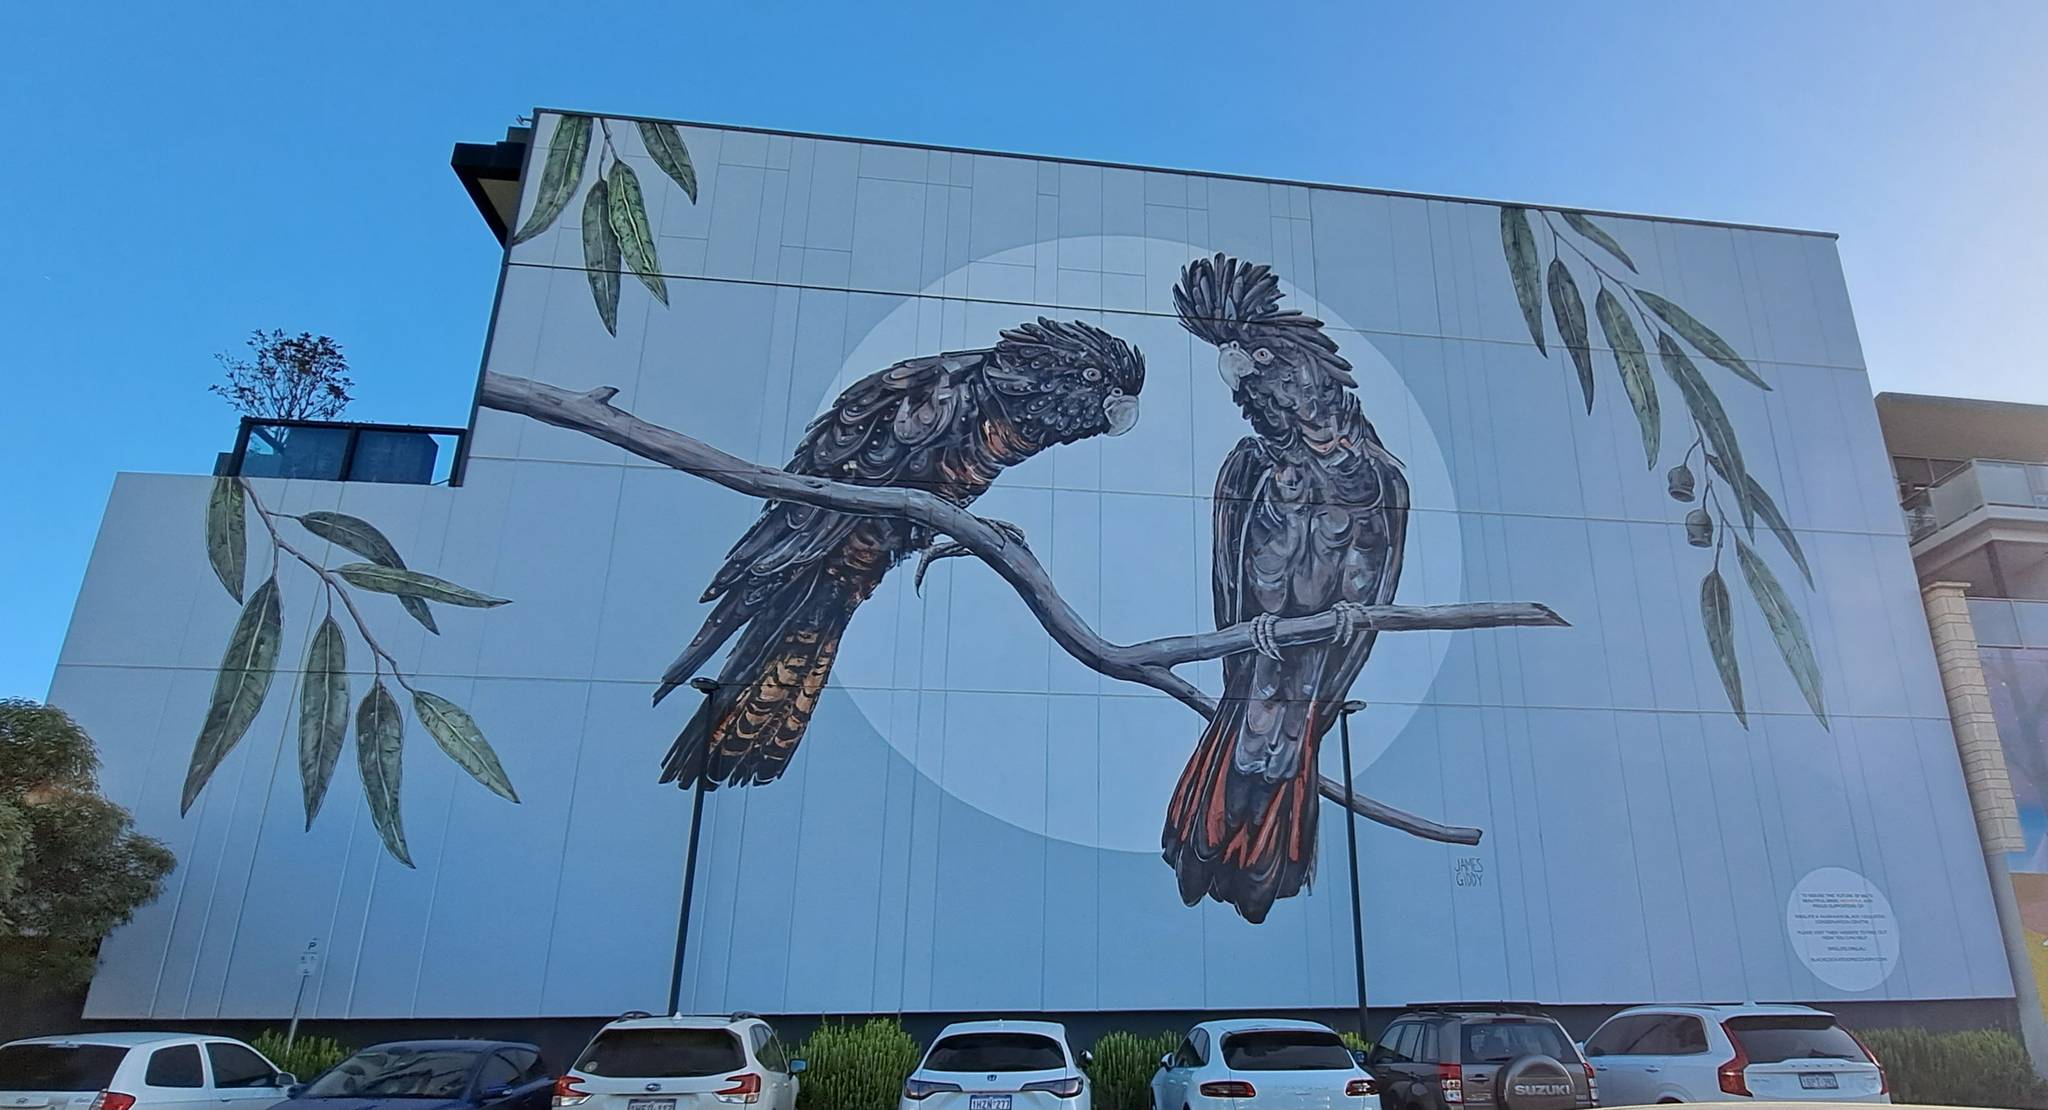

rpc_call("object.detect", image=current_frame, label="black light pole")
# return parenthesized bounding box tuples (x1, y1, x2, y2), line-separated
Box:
(1338, 699, 1370, 1040)
(667, 676, 718, 1016)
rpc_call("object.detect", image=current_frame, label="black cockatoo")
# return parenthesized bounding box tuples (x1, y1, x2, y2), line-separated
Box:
(653, 319, 1145, 789)
(1163, 254, 1409, 924)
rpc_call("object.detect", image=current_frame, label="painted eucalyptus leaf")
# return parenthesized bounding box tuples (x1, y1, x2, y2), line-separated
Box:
(205, 476, 246, 602)
(1659, 332, 1754, 531)
(1499, 207, 1546, 353)
(1701, 568, 1746, 727)
(356, 681, 411, 866)
(297, 616, 349, 829)
(1737, 538, 1828, 727)
(1638, 288, 1770, 390)
(181, 577, 282, 814)
(607, 160, 668, 306)
(1546, 259, 1593, 412)
(1562, 211, 1637, 272)
(1708, 453, 1813, 586)
(1596, 289, 1659, 468)
(581, 177, 622, 336)
(510, 114, 591, 245)
(413, 690, 519, 802)
(334, 564, 509, 609)
(637, 120, 699, 203)
(297, 511, 438, 633)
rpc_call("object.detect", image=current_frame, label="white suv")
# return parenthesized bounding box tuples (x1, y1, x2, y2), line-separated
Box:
(555, 1013, 804, 1110)
(0, 1033, 293, 1110)
(1582, 1004, 1888, 1104)
(900, 1021, 1091, 1110)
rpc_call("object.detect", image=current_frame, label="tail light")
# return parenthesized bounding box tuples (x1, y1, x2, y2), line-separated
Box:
(902, 1079, 962, 1101)
(552, 1076, 590, 1108)
(1847, 1029, 1889, 1094)
(714, 1073, 762, 1105)
(1582, 1061, 1599, 1103)
(1717, 1022, 1752, 1097)
(1438, 1063, 1464, 1104)
(1198, 1081, 1257, 1098)
(1022, 1077, 1085, 1099)
(1347, 1077, 1380, 1097)
(90, 1094, 136, 1110)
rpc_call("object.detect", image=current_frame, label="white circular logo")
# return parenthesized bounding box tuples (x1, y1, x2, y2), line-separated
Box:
(1786, 866, 1900, 991)
(825, 235, 1461, 853)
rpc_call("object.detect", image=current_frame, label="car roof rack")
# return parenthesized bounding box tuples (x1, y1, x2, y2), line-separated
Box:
(617, 1010, 653, 1021)
(1405, 1002, 1550, 1015)
(729, 1011, 763, 1023)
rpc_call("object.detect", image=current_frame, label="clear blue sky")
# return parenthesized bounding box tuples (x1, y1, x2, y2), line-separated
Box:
(3, 1, 2043, 700)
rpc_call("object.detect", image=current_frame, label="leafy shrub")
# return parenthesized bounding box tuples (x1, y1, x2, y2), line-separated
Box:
(796, 1017, 922, 1110)
(1087, 1031, 1179, 1110)
(1340, 1031, 1373, 1057)
(251, 1029, 351, 1083)
(1858, 1027, 2048, 1109)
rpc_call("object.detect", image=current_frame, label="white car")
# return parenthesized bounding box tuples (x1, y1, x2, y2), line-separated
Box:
(1150, 1019, 1378, 1110)
(554, 1012, 804, 1110)
(0, 1033, 294, 1110)
(1582, 1003, 1889, 1104)
(899, 1020, 1091, 1110)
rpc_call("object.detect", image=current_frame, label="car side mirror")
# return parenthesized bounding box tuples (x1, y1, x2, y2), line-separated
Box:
(789, 1060, 808, 1074)
(1077, 1051, 1093, 1069)
(275, 1073, 299, 1089)
(1160, 1054, 1174, 1069)
(286, 1085, 308, 1100)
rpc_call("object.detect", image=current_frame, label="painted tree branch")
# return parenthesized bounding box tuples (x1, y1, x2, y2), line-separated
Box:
(478, 372, 1566, 845)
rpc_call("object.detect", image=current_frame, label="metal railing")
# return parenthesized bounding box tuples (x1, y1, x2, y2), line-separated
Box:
(218, 418, 467, 486)
(1905, 459, 2048, 541)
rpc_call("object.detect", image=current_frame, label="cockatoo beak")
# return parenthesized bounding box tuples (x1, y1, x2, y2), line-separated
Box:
(1217, 342, 1255, 388)
(1104, 392, 1139, 436)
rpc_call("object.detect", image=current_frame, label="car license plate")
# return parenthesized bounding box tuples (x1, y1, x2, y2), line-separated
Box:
(968, 1097, 1012, 1110)
(628, 1099, 676, 1110)
(1799, 1074, 1838, 1090)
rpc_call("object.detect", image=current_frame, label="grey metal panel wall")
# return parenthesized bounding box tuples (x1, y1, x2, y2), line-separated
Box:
(52, 115, 2002, 1019)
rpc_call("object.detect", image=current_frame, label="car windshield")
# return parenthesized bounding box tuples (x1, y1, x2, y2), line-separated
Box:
(924, 1034, 1066, 1073)
(1460, 1022, 1575, 1064)
(303, 1048, 481, 1098)
(573, 1030, 743, 1078)
(1724, 1016, 1868, 1063)
(1219, 1031, 1356, 1071)
(0, 1045, 128, 1091)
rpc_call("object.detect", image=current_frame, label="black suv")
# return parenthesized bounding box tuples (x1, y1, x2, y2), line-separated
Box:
(1366, 1006, 1596, 1110)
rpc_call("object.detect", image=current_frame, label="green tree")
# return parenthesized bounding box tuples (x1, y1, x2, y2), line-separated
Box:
(0, 699, 175, 988)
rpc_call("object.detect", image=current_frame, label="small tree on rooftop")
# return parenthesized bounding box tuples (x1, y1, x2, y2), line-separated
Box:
(211, 329, 355, 420)
(0, 699, 176, 990)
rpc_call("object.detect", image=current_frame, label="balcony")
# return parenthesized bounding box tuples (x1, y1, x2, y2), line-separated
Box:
(1906, 459, 2048, 542)
(217, 418, 466, 486)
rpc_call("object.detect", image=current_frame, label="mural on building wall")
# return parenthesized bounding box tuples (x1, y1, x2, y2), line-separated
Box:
(1498, 207, 1826, 727)
(168, 125, 1830, 923)
(510, 113, 701, 335)
(182, 476, 519, 865)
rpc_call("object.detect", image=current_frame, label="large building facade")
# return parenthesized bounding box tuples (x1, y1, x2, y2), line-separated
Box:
(51, 112, 2010, 1025)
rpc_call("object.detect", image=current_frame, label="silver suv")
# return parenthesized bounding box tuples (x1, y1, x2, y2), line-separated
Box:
(555, 1013, 805, 1110)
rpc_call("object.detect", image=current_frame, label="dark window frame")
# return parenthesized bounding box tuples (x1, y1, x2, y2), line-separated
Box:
(146, 1045, 205, 1089)
(205, 1042, 278, 1089)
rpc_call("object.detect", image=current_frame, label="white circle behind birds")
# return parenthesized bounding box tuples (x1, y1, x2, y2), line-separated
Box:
(821, 236, 1460, 854)
(1786, 866, 1900, 992)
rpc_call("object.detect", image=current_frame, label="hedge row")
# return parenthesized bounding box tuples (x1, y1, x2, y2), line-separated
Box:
(1860, 1026, 2048, 1109)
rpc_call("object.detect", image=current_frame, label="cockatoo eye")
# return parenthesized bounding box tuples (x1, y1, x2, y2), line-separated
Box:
(1253, 347, 1274, 364)
(1082, 366, 1102, 382)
